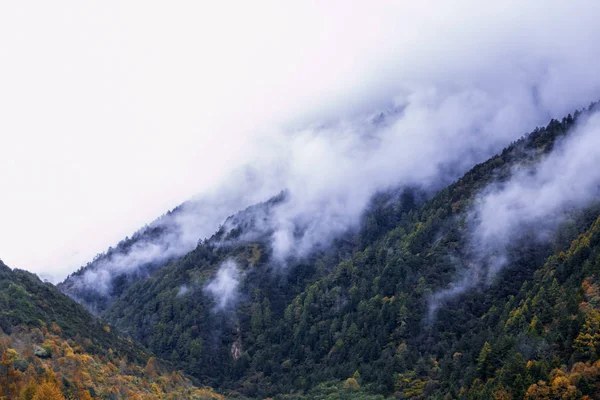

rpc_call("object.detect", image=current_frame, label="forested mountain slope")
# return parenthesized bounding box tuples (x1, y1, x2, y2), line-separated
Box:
(0, 259, 222, 399)
(448, 210, 600, 398)
(93, 105, 600, 400)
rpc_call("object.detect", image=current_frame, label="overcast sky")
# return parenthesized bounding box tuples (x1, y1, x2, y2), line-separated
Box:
(1, 1, 600, 282)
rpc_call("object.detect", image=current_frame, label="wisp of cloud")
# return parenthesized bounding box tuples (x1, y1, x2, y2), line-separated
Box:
(429, 111, 600, 317)
(204, 259, 241, 311)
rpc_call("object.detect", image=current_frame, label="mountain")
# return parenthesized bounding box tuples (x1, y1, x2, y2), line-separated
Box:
(0, 259, 222, 399)
(59, 106, 600, 398)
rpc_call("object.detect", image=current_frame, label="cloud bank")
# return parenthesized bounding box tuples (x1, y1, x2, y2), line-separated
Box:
(1, 2, 600, 283)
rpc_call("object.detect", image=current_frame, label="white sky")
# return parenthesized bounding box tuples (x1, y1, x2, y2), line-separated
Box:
(1, 1, 600, 281)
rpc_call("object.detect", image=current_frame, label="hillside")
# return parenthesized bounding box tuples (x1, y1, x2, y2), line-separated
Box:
(0, 259, 222, 399)
(76, 106, 600, 400)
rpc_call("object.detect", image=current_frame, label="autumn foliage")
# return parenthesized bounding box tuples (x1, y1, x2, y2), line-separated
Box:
(0, 325, 223, 399)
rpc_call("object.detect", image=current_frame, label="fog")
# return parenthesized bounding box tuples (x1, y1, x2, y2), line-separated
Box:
(1, 2, 600, 284)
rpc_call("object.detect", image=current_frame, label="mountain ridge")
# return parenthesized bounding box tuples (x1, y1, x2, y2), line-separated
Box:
(84, 106, 600, 398)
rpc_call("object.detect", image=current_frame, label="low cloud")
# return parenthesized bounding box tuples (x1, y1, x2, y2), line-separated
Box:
(66, 78, 600, 297)
(62, 168, 279, 297)
(177, 284, 189, 297)
(50, 1, 600, 300)
(204, 260, 241, 311)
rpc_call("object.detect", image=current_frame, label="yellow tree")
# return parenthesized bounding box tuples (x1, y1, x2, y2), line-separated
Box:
(343, 377, 360, 391)
(32, 380, 65, 400)
(145, 357, 158, 378)
(574, 309, 600, 360)
(78, 389, 93, 400)
(71, 364, 93, 400)
(1, 352, 18, 397)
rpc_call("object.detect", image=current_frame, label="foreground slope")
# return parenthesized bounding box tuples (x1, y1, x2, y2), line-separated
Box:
(0, 259, 222, 399)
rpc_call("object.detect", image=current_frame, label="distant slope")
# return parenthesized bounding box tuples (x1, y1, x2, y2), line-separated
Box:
(58, 214, 181, 314)
(59, 188, 285, 315)
(0, 259, 222, 399)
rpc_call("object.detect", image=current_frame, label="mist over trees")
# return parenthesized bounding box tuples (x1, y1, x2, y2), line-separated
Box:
(70, 107, 600, 398)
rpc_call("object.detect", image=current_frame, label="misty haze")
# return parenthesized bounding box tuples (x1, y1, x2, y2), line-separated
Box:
(2, 1, 600, 399)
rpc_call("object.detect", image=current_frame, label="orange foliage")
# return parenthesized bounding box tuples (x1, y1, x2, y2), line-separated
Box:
(0, 325, 223, 400)
(32, 380, 65, 400)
